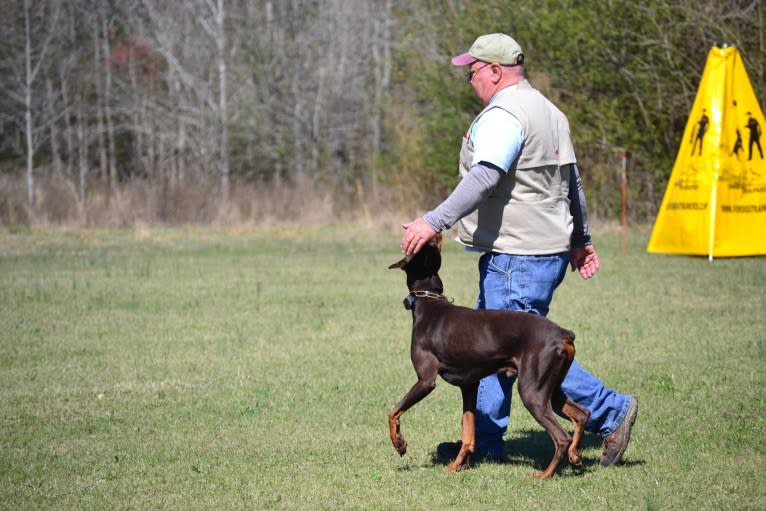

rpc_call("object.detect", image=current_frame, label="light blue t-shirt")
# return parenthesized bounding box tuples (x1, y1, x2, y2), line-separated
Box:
(470, 107, 525, 172)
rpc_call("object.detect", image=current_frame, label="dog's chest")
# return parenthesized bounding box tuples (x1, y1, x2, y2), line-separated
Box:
(437, 364, 500, 386)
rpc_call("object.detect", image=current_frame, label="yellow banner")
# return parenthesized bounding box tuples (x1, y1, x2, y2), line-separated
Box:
(647, 46, 766, 257)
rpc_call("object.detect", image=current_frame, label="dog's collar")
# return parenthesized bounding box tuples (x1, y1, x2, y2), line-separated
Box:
(403, 290, 453, 310)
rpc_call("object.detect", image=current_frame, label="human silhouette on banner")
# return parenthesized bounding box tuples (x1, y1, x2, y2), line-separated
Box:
(731, 128, 743, 157)
(690, 109, 709, 156)
(746, 112, 763, 160)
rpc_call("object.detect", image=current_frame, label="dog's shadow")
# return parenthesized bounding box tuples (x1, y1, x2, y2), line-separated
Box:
(427, 429, 643, 474)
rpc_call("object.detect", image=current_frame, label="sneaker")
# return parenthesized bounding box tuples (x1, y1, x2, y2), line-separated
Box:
(600, 397, 638, 467)
(436, 436, 505, 462)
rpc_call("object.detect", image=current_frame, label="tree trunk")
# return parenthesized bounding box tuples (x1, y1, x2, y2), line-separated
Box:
(291, 0, 304, 180)
(47, 77, 63, 176)
(128, 39, 145, 175)
(370, 0, 392, 194)
(265, 0, 284, 184)
(76, 93, 88, 209)
(60, 64, 74, 179)
(24, 0, 35, 209)
(102, 13, 117, 191)
(214, 0, 230, 202)
(311, 66, 325, 177)
(93, 17, 108, 184)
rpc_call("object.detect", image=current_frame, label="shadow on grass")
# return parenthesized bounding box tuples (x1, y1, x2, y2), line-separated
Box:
(418, 428, 644, 475)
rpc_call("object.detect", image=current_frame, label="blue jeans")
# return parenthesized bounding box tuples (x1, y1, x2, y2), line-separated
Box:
(474, 251, 632, 438)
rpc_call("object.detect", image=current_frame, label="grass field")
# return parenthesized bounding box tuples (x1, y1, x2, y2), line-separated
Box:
(1, 224, 764, 510)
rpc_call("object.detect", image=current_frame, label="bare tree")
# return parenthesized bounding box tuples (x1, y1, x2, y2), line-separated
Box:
(4, 0, 760, 226)
(199, 0, 230, 201)
(370, 0, 393, 192)
(140, 0, 232, 200)
(18, 0, 60, 208)
(100, 7, 118, 191)
(92, 12, 108, 185)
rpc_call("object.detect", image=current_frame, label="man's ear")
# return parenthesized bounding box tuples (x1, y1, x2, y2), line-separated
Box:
(490, 62, 504, 84)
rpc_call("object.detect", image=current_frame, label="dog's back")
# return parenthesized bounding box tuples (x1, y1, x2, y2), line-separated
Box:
(410, 299, 575, 387)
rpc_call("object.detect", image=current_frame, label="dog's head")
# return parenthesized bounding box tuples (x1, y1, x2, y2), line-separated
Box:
(388, 234, 443, 293)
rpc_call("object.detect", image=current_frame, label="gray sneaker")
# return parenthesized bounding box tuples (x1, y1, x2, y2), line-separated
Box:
(600, 397, 638, 466)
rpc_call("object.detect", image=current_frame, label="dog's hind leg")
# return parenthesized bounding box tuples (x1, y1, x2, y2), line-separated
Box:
(445, 382, 479, 472)
(552, 390, 589, 468)
(551, 336, 589, 468)
(517, 376, 572, 479)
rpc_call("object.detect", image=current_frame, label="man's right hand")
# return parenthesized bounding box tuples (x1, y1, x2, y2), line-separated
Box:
(400, 218, 438, 256)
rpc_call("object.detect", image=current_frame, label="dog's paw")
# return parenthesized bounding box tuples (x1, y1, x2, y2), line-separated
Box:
(394, 439, 408, 456)
(444, 459, 469, 473)
(568, 450, 583, 468)
(444, 463, 460, 473)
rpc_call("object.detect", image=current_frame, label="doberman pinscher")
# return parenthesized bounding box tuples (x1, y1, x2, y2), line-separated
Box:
(387, 236, 590, 478)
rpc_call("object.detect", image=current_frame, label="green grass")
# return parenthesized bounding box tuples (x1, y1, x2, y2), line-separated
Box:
(1, 224, 764, 510)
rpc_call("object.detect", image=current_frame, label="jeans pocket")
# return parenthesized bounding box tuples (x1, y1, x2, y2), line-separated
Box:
(479, 252, 568, 314)
(517, 254, 568, 316)
(478, 252, 512, 310)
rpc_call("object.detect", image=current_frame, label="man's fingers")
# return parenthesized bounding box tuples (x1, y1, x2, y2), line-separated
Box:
(400, 235, 418, 255)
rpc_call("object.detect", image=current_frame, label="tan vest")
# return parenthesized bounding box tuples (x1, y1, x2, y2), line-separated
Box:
(456, 80, 576, 254)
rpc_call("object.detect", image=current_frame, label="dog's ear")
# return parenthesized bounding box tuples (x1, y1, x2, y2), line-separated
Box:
(433, 233, 443, 252)
(388, 255, 411, 270)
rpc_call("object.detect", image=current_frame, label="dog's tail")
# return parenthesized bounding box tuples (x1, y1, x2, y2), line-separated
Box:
(561, 330, 576, 362)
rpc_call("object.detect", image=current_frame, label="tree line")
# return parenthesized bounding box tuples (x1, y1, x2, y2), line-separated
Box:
(1, 0, 763, 226)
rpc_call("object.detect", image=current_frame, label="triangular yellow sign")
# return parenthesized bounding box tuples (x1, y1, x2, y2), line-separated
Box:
(647, 46, 766, 258)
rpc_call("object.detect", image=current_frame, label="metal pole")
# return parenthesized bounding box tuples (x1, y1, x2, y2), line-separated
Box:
(620, 151, 630, 255)
(708, 171, 718, 262)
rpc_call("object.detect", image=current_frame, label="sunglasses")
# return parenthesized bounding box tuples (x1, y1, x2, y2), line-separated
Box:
(465, 62, 491, 83)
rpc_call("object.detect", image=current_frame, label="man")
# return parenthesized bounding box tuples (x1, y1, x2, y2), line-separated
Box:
(399, 33, 638, 467)
(746, 112, 763, 161)
(690, 109, 709, 156)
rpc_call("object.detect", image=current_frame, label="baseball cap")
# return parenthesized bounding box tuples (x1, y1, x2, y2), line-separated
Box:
(451, 33, 524, 66)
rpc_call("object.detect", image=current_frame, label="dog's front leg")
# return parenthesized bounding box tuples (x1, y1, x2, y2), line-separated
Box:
(446, 382, 479, 472)
(388, 378, 436, 456)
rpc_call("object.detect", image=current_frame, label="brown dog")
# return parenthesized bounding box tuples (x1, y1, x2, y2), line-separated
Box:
(387, 237, 589, 478)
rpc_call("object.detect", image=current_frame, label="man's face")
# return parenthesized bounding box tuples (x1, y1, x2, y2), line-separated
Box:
(467, 60, 496, 106)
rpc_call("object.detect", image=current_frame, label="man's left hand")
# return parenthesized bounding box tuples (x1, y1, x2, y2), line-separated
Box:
(570, 244, 600, 279)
